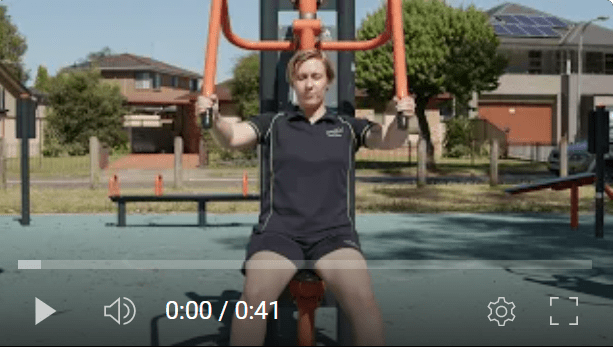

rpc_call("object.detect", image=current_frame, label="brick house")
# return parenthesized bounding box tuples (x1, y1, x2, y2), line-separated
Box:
(65, 53, 203, 154)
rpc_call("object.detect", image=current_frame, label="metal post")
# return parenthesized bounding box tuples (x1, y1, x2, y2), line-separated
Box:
(198, 200, 207, 226)
(594, 107, 606, 238)
(118, 201, 126, 227)
(260, 0, 279, 114)
(19, 98, 30, 226)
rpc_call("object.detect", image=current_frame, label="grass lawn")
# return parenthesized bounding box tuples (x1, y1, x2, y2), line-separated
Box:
(5, 154, 126, 178)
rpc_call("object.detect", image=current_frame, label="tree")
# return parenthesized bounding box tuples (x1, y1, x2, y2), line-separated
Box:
(87, 46, 113, 63)
(44, 67, 128, 156)
(0, 5, 29, 83)
(355, 0, 508, 168)
(34, 65, 51, 93)
(230, 52, 260, 118)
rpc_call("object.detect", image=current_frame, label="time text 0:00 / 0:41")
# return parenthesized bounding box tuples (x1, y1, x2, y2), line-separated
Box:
(166, 301, 278, 320)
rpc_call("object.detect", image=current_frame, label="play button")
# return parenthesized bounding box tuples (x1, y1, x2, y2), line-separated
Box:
(35, 298, 56, 325)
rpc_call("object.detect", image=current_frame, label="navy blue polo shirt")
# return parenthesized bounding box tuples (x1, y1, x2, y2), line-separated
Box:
(246, 105, 375, 239)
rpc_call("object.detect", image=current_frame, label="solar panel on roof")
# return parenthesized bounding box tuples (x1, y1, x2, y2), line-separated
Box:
(498, 15, 520, 24)
(530, 16, 554, 26)
(537, 26, 560, 37)
(515, 15, 537, 26)
(505, 24, 529, 36)
(545, 16, 568, 27)
(493, 24, 512, 35)
(520, 25, 545, 36)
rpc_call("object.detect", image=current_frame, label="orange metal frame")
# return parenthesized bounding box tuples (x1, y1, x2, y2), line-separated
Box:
(202, 0, 408, 101)
(507, 174, 613, 230)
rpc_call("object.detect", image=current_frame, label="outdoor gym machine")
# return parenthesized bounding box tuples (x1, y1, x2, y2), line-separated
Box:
(199, 0, 410, 344)
(199, 0, 410, 130)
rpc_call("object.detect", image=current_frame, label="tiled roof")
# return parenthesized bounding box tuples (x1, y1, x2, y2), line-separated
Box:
(66, 53, 202, 79)
(487, 2, 552, 17)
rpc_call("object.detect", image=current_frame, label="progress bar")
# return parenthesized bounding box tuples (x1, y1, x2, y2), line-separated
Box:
(18, 260, 592, 270)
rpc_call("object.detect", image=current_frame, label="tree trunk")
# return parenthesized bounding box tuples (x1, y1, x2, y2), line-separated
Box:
(415, 96, 437, 171)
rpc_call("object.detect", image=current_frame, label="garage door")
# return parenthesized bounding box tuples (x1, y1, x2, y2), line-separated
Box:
(479, 103, 553, 145)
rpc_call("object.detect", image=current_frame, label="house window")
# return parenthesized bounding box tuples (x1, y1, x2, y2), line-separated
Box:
(606, 53, 613, 74)
(585, 52, 603, 74)
(153, 73, 161, 89)
(528, 50, 542, 74)
(172, 76, 179, 88)
(190, 78, 199, 92)
(135, 72, 151, 89)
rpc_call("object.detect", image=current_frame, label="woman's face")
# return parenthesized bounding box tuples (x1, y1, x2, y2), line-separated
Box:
(292, 58, 329, 110)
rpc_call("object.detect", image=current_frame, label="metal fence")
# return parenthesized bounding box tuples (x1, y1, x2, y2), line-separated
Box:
(2, 142, 92, 178)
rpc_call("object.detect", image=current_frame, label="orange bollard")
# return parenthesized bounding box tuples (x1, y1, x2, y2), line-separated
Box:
(108, 174, 120, 197)
(289, 277, 325, 346)
(242, 171, 248, 197)
(155, 174, 163, 196)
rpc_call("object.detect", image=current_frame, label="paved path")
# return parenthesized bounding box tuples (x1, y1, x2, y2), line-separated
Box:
(1, 213, 612, 345)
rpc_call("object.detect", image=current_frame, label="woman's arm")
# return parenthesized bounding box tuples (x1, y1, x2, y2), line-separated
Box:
(364, 96, 415, 150)
(198, 95, 258, 150)
(211, 119, 258, 150)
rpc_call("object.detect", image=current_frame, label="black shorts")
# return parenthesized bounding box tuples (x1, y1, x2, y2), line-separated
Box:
(241, 227, 362, 276)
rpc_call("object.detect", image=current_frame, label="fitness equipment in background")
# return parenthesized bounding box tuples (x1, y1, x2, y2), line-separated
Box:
(200, 0, 410, 130)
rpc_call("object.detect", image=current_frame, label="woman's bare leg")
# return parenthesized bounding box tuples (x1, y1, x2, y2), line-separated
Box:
(230, 251, 297, 346)
(314, 248, 385, 345)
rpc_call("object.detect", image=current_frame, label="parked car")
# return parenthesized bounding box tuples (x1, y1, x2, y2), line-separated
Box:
(548, 140, 613, 176)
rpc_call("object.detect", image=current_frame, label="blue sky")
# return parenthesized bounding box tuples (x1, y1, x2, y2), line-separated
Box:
(3, 0, 612, 87)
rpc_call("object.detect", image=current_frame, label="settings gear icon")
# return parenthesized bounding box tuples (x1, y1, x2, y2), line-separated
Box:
(487, 297, 516, 326)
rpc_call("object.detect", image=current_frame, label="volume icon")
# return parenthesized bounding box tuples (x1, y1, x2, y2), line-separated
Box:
(104, 297, 136, 325)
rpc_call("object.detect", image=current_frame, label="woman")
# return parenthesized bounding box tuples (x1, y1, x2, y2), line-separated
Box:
(198, 49, 415, 346)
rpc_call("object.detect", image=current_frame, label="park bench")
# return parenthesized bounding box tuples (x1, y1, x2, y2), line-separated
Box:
(505, 172, 597, 229)
(108, 194, 260, 227)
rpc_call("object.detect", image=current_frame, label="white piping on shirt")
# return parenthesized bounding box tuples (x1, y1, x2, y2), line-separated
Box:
(337, 116, 356, 232)
(260, 112, 285, 233)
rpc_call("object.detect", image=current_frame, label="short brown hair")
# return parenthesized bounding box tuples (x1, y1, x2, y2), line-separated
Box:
(286, 49, 335, 86)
